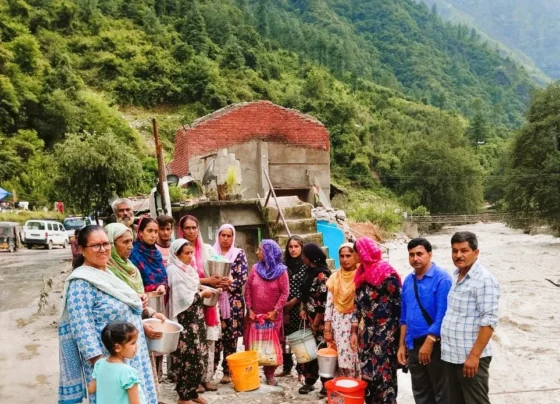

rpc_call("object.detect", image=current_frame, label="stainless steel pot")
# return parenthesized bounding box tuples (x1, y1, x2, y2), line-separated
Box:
(142, 319, 183, 354)
(146, 291, 165, 313)
(200, 285, 220, 306)
(208, 260, 231, 278)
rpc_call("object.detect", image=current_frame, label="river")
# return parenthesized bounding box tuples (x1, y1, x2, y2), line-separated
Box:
(0, 222, 558, 403)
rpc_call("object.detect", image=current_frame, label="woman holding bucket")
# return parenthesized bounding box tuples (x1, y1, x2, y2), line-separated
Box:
(350, 237, 402, 404)
(178, 215, 228, 391)
(278, 235, 307, 379)
(298, 243, 332, 397)
(244, 239, 289, 386)
(212, 224, 248, 384)
(324, 242, 360, 378)
(167, 238, 217, 404)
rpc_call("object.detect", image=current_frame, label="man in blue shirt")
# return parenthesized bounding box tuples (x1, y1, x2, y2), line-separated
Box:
(398, 238, 452, 404)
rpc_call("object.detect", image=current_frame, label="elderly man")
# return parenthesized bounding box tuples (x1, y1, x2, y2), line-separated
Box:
(398, 238, 452, 404)
(441, 231, 500, 404)
(111, 198, 135, 228)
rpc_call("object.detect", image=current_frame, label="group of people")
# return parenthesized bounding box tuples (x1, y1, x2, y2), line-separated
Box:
(59, 197, 500, 404)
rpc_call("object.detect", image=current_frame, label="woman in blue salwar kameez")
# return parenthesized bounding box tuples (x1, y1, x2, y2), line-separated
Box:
(58, 225, 157, 404)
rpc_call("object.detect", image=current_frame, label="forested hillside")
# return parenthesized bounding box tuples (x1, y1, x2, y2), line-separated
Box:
(0, 0, 539, 220)
(418, 0, 560, 80)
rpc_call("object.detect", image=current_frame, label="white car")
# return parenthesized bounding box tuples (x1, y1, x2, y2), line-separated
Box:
(24, 220, 69, 249)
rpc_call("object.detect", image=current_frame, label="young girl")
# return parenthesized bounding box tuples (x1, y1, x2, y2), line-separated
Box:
(88, 322, 146, 404)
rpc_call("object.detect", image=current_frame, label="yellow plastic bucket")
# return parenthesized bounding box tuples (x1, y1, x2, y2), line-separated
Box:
(226, 351, 260, 392)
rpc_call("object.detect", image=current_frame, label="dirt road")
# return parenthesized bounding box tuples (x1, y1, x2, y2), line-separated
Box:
(1, 223, 559, 403)
(0, 247, 71, 403)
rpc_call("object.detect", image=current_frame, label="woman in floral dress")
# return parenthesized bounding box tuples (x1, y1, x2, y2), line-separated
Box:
(298, 243, 331, 397)
(178, 215, 228, 391)
(167, 238, 216, 404)
(278, 235, 307, 378)
(212, 224, 248, 384)
(324, 242, 359, 377)
(350, 237, 402, 404)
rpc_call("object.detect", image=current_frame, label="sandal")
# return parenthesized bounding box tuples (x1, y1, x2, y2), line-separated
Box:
(298, 384, 315, 394)
(220, 375, 231, 384)
(265, 378, 279, 386)
(196, 385, 205, 393)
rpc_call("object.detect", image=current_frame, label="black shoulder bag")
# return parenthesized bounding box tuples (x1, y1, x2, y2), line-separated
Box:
(413, 276, 434, 326)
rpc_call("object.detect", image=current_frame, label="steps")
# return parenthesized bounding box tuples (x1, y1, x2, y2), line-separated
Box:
(262, 197, 335, 270)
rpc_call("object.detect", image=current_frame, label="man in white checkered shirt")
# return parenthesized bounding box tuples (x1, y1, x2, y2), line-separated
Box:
(441, 231, 499, 404)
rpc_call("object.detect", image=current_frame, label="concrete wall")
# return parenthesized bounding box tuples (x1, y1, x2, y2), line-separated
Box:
(172, 201, 269, 266)
(188, 141, 330, 203)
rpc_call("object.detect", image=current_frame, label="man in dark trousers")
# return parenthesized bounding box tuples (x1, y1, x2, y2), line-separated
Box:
(441, 231, 500, 404)
(398, 238, 452, 403)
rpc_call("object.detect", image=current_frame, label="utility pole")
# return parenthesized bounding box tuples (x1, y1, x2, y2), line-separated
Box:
(153, 118, 170, 215)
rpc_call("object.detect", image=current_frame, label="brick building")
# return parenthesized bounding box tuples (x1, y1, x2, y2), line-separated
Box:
(169, 100, 330, 202)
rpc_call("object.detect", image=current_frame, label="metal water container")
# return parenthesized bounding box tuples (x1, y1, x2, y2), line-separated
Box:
(146, 291, 165, 313)
(208, 260, 231, 278)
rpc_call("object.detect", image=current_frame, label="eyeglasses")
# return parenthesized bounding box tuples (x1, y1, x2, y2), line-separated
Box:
(86, 243, 111, 252)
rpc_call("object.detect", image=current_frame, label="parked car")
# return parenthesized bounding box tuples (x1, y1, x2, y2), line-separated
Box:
(0, 222, 22, 253)
(63, 216, 95, 242)
(24, 220, 69, 249)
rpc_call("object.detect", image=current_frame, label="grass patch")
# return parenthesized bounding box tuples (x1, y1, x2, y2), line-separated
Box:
(0, 211, 66, 225)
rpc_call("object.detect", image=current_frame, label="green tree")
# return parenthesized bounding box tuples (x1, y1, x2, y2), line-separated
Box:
(398, 140, 484, 214)
(54, 132, 143, 213)
(178, 0, 208, 54)
(505, 82, 560, 230)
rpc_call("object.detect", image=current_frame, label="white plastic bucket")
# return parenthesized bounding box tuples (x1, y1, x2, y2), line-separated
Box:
(286, 328, 317, 364)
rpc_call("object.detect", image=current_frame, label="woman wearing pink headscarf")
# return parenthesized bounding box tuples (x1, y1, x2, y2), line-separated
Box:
(212, 224, 248, 384)
(350, 237, 402, 404)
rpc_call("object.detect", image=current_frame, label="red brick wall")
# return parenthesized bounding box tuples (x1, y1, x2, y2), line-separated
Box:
(169, 101, 330, 177)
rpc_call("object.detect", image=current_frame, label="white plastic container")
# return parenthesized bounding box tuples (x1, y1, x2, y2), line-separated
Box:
(286, 328, 318, 364)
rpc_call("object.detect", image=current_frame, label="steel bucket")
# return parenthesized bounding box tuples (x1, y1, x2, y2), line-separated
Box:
(317, 344, 338, 378)
(200, 285, 220, 306)
(142, 319, 183, 354)
(146, 291, 165, 313)
(208, 260, 231, 277)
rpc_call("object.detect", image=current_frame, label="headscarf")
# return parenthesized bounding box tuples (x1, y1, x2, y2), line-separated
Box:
(284, 235, 305, 274)
(105, 223, 144, 294)
(58, 266, 143, 403)
(255, 239, 287, 281)
(178, 215, 217, 326)
(326, 243, 357, 314)
(212, 224, 242, 319)
(301, 242, 331, 303)
(284, 235, 307, 302)
(129, 217, 168, 292)
(166, 239, 200, 322)
(213, 224, 242, 263)
(354, 237, 401, 289)
(178, 215, 210, 276)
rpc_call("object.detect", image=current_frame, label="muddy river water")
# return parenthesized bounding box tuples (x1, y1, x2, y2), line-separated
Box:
(0, 222, 558, 403)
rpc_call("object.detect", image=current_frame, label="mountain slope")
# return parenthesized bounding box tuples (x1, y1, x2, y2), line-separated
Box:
(417, 0, 560, 79)
(0, 0, 531, 215)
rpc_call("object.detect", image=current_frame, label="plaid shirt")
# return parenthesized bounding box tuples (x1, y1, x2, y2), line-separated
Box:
(441, 260, 500, 364)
